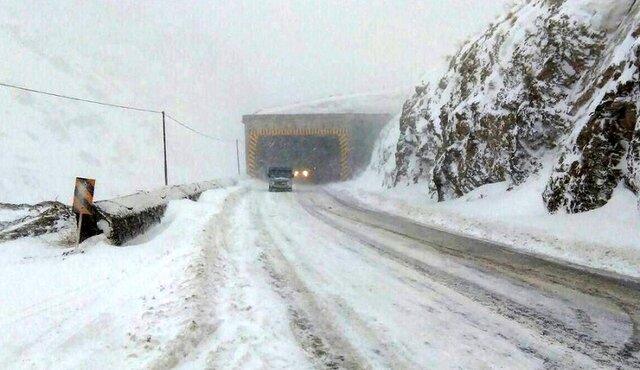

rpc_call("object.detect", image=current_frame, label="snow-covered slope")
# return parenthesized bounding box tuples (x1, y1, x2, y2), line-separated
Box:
(0, 4, 240, 204)
(370, 0, 640, 214)
(255, 89, 410, 115)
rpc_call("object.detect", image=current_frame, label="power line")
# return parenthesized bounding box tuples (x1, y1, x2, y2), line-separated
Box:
(0, 81, 161, 114)
(0, 80, 242, 143)
(165, 113, 236, 143)
(1, 80, 245, 184)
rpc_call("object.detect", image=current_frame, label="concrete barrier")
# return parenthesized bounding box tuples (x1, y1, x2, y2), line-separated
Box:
(91, 179, 237, 245)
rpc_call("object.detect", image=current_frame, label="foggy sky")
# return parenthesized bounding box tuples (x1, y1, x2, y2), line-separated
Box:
(3, 0, 513, 138)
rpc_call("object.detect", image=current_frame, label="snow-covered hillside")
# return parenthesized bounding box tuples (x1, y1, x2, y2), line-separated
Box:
(1, 0, 515, 205)
(0, 3, 241, 204)
(255, 89, 410, 115)
(369, 0, 640, 215)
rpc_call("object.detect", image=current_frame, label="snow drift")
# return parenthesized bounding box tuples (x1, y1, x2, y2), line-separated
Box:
(93, 179, 236, 245)
(371, 0, 640, 214)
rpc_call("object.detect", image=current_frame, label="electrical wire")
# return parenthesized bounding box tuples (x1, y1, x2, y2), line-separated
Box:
(0, 80, 243, 143)
(0, 81, 161, 114)
(164, 113, 237, 143)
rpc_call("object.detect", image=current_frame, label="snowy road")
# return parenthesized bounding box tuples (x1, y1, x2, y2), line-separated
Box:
(2, 182, 640, 369)
(184, 183, 640, 369)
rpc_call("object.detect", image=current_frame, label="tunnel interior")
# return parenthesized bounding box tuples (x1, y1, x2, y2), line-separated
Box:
(257, 135, 341, 183)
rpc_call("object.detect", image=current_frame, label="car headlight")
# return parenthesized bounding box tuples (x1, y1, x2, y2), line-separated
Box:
(294, 171, 299, 177)
(302, 170, 309, 177)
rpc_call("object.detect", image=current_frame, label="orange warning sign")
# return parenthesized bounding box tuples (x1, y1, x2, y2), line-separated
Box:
(72, 177, 96, 215)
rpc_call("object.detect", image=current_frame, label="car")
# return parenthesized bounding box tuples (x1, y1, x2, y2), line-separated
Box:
(267, 166, 293, 192)
(293, 168, 313, 182)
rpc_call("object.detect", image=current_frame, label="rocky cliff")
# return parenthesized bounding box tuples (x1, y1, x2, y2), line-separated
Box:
(374, 0, 640, 213)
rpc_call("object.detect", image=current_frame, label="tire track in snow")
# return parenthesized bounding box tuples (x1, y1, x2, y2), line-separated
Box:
(299, 191, 640, 369)
(258, 190, 489, 369)
(254, 194, 369, 370)
(322, 188, 640, 361)
(173, 188, 315, 370)
(264, 189, 553, 369)
(146, 188, 245, 370)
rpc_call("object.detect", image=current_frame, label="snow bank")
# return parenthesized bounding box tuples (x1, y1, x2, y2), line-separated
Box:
(331, 170, 640, 278)
(94, 178, 237, 245)
(0, 186, 239, 369)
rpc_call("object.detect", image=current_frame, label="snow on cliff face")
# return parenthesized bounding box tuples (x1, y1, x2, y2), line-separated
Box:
(374, 0, 640, 213)
(544, 4, 640, 212)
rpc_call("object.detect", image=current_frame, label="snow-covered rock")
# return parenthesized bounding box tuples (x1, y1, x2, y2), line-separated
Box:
(544, 10, 640, 212)
(0, 201, 74, 242)
(374, 0, 640, 213)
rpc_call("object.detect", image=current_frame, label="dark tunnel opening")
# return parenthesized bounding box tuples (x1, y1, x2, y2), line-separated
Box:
(257, 135, 341, 183)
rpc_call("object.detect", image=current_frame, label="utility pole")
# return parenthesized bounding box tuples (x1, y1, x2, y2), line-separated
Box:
(162, 111, 168, 186)
(236, 139, 241, 176)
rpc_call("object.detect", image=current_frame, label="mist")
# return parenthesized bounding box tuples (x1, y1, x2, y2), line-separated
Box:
(0, 0, 511, 202)
(2, 0, 511, 136)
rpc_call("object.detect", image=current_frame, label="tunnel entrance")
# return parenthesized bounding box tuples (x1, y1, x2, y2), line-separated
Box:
(244, 114, 392, 182)
(246, 127, 351, 181)
(257, 135, 341, 183)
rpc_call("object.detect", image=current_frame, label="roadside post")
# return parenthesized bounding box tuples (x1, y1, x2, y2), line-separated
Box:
(236, 139, 241, 176)
(72, 177, 96, 246)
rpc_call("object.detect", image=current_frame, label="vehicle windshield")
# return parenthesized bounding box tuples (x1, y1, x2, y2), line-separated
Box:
(268, 168, 292, 178)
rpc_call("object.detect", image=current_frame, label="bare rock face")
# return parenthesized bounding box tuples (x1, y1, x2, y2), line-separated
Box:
(628, 121, 640, 203)
(380, 0, 640, 214)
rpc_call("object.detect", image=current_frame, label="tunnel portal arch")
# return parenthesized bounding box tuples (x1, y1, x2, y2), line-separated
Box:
(247, 127, 350, 180)
(242, 113, 392, 183)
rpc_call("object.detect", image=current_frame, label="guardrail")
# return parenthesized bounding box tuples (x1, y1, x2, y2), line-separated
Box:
(87, 179, 237, 245)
